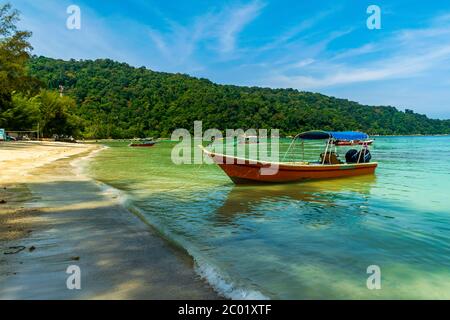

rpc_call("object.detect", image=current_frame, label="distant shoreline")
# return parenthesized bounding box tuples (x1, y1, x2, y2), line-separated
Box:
(74, 134, 449, 143)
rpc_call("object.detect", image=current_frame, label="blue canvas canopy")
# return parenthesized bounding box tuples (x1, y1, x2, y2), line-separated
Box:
(329, 131, 369, 141)
(296, 130, 369, 141)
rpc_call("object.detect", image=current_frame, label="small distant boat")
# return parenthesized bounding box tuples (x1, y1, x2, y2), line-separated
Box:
(200, 130, 377, 184)
(334, 139, 374, 146)
(129, 140, 156, 147)
(239, 134, 260, 144)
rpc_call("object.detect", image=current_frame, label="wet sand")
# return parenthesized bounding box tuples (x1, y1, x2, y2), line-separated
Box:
(0, 141, 219, 299)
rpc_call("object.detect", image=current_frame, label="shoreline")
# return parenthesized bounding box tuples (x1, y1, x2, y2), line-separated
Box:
(74, 143, 268, 300)
(80, 133, 449, 143)
(0, 141, 220, 299)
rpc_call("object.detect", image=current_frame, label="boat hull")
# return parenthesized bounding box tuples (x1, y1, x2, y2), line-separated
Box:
(129, 142, 156, 147)
(202, 148, 377, 184)
(334, 139, 374, 146)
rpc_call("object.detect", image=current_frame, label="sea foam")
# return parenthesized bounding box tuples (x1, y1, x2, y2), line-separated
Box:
(71, 145, 269, 300)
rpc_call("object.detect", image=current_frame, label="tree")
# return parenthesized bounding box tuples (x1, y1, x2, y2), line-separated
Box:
(2, 92, 40, 130)
(0, 2, 33, 127)
(37, 90, 83, 137)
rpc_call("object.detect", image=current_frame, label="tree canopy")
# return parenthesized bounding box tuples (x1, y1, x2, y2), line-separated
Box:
(0, 3, 77, 136)
(0, 2, 32, 124)
(27, 56, 450, 138)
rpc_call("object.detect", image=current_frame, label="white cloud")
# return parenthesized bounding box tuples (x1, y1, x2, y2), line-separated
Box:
(273, 45, 450, 89)
(290, 58, 315, 69)
(257, 8, 335, 53)
(15, 0, 130, 62)
(217, 1, 265, 53)
(330, 43, 377, 61)
(261, 14, 450, 90)
(146, 0, 265, 69)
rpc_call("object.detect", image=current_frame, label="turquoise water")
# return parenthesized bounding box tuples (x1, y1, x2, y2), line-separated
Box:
(88, 136, 450, 299)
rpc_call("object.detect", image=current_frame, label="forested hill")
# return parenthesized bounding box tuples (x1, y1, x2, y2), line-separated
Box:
(28, 56, 450, 138)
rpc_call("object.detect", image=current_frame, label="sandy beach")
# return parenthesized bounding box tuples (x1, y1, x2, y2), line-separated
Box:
(0, 141, 219, 299)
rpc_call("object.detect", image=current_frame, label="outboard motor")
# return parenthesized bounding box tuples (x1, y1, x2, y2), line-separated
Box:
(346, 148, 372, 163)
(345, 149, 358, 163)
(359, 149, 372, 163)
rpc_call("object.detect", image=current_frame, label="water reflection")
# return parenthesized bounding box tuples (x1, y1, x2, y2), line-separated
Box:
(88, 138, 450, 299)
(214, 175, 377, 226)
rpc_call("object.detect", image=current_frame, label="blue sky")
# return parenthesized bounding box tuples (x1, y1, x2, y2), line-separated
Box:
(11, 0, 450, 119)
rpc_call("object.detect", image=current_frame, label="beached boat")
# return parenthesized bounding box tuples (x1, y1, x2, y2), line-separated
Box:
(129, 140, 156, 147)
(200, 130, 377, 184)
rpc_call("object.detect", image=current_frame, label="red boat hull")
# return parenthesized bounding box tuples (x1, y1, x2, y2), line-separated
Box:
(129, 142, 156, 147)
(334, 140, 374, 146)
(202, 148, 377, 184)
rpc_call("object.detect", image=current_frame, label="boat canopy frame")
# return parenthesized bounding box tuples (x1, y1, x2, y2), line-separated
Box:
(282, 130, 372, 164)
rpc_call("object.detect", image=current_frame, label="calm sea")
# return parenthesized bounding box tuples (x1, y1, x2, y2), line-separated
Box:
(87, 136, 450, 299)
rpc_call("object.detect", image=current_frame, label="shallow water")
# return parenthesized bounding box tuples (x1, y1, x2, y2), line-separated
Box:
(88, 136, 450, 299)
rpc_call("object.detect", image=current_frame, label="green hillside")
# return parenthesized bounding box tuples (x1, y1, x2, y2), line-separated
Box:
(27, 56, 450, 138)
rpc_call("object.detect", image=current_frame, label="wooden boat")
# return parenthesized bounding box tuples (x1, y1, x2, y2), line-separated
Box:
(239, 134, 259, 144)
(129, 140, 156, 147)
(200, 130, 377, 184)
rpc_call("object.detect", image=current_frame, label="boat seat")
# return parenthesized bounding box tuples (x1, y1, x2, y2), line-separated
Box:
(320, 151, 342, 164)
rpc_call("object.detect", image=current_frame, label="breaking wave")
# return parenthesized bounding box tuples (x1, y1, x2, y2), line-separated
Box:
(71, 146, 269, 300)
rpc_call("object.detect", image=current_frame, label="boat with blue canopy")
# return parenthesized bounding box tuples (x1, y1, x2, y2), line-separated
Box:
(200, 130, 377, 184)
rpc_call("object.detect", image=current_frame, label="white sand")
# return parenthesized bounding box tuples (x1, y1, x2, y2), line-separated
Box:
(0, 141, 219, 299)
(0, 141, 96, 183)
